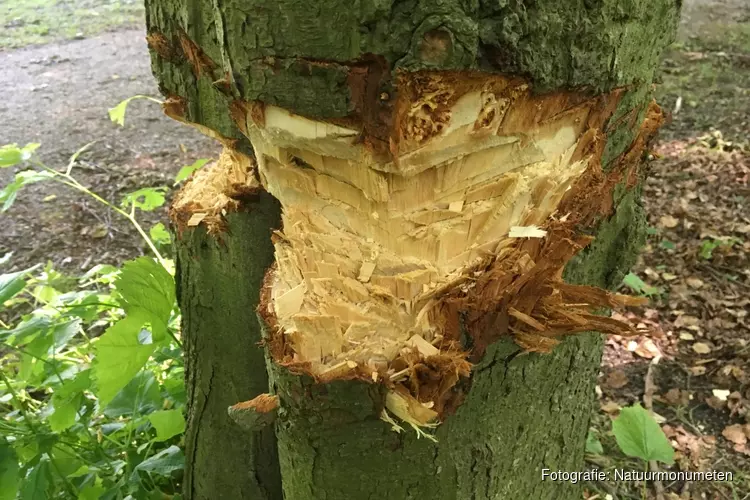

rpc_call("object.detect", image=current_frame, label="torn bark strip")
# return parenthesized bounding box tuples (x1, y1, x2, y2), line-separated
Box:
(228, 394, 280, 432)
(171, 72, 662, 425)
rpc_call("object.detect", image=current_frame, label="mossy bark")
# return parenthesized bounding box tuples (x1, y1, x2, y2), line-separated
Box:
(175, 196, 282, 500)
(150, 1, 679, 498)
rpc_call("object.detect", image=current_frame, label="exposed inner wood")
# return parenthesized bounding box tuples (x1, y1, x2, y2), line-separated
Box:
(244, 74, 624, 384)
(170, 148, 260, 234)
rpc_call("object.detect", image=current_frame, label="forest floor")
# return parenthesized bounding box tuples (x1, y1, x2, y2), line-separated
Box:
(588, 1, 750, 499)
(1, 0, 748, 499)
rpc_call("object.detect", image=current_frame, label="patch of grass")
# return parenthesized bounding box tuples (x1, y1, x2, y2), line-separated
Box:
(0, 0, 144, 49)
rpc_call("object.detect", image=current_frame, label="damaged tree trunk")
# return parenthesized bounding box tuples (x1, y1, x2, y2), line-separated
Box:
(145, 1, 680, 498)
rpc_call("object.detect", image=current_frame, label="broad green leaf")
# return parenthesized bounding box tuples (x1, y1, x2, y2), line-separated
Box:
(622, 272, 660, 297)
(78, 483, 105, 500)
(149, 223, 171, 246)
(148, 410, 185, 441)
(1, 314, 52, 345)
(46, 397, 82, 433)
(47, 371, 91, 432)
(121, 187, 167, 212)
(115, 257, 175, 341)
(131, 445, 183, 479)
(612, 403, 674, 465)
(0, 145, 21, 167)
(0, 440, 19, 500)
(21, 457, 50, 500)
(174, 158, 210, 184)
(18, 332, 55, 383)
(66, 465, 91, 478)
(50, 319, 82, 353)
(0, 170, 54, 212)
(0, 143, 39, 168)
(103, 371, 161, 418)
(585, 430, 603, 455)
(93, 314, 156, 407)
(163, 369, 186, 406)
(0, 264, 39, 305)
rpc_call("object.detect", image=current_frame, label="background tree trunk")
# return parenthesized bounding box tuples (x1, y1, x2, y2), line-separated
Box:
(148, 1, 681, 498)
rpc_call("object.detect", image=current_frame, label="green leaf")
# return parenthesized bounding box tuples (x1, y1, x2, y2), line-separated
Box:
(0, 143, 39, 168)
(77, 483, 105, 500)
(50, 319, 82, 353)
(0, 440, 20, 500)
(1, 314, 52, 346)
(659, 240, 675, 250)
(148, 410, 185, 441)
(47, 371, 91, 432)
(612, 403, 674, 465)
(121, 187, 167, 212)
(93, 314, 156, 407)
(174, 158, 210, 184)
(21, 457, 50, 500)
(0, 145, 22, 167)
(0, 264, 40, 306)
(1, 170, 54, 212)
(108, 96, 157, 127)
(103, 371, 161, 418)
(163, 369, 186, 406)
(18, 332, 56, 383)
(622, 272, 660, 297)
(585, 430, 604, 455)
(131, 445, 183, 479)
(149, 223, 171, 246)
(115, 257, 175, 341)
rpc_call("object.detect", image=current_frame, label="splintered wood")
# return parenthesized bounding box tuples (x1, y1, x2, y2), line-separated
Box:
(181, 72, 659, 422)
(171, 148, 260, 234)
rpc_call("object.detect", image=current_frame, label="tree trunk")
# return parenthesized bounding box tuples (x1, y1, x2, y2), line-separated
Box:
(175, 202, 282, 500)
(147, 1, 680, 498)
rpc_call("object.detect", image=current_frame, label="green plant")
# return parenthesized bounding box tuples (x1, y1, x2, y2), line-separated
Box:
(698, 236, 739, 260)
(612, 404, 675, 499)
(0, 131, 204, 497)
(622, 272, 662, 297)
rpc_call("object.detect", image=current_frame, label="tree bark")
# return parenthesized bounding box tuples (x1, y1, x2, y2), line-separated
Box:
(147, 1, 681, 498)
(175, 200, 282, 500)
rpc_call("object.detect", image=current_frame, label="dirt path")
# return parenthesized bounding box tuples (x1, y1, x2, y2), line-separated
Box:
(0, 29, 215, 271)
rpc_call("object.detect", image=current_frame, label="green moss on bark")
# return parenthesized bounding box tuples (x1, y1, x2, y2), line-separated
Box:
(147, 0, 679, 121)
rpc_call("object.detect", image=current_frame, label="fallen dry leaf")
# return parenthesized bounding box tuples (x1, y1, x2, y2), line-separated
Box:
(663, 388, 690, 406)
(600, 401, 621, 414)
(692, 342, 712, 354)
(634, 338, 662, 359)
(722, 424, 747, 445)
(686, 277, 704, 288)
(605, 370, 629, 389)
(690, 365, 707, 376)
(675, 314, 701, 328)
(660, 215, 679, 228)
